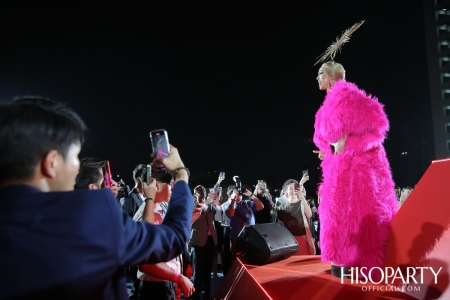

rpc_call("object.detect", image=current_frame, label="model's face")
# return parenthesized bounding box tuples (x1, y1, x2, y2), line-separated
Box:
(50, 142, 81, 191)
(316, 68, 333, 91)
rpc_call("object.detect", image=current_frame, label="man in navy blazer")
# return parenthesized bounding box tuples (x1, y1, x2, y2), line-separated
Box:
(0, 97, 194, 299)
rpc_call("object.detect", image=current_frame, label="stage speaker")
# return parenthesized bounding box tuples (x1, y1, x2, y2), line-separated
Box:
(235, 223, 298, 265)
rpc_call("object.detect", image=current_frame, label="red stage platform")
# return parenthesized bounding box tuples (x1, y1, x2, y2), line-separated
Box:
(214, 159, 450, 300)
(215, 256, 416, 300)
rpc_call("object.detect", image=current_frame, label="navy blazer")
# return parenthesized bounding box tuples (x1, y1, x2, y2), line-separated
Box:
(0, 181, 193, 300)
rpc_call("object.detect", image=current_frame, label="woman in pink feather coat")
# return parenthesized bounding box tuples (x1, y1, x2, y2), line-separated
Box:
(313, 61, 399, 278)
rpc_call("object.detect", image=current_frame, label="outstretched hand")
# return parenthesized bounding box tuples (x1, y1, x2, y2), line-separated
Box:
(313, 150, 325, 160)
(300, 173, 309, 185)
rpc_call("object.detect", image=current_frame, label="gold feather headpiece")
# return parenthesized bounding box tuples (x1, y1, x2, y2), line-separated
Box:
(314, 20, 365, 66)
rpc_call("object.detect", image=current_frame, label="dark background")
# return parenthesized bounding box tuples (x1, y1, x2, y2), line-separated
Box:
(0, 1, 434, 195)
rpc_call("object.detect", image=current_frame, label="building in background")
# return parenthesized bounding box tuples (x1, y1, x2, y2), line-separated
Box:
(424, 0, 450, 159)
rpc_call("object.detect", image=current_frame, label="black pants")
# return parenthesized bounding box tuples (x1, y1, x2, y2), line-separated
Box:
(222, 226, 232, 276)
(214, 221, 224, 250)
(192, 235, 215, 297)
(138, 280, 175, 300)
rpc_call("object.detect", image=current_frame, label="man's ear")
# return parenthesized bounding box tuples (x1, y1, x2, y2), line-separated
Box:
(88, 184, 96, 190)
(155, 181, 161, 191)
(41, 150, 59, 179)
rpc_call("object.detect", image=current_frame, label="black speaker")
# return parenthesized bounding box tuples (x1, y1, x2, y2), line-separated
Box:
(235, 223, 298, 265)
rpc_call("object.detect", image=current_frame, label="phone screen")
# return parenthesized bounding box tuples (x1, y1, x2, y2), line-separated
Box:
(150, 129, 170, 158)
(146, 164, 151, 185)
(294, 183, 300, 190)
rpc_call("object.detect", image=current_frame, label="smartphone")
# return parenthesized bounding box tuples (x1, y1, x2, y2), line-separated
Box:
(150, 129, 170, 158)
(220, 172, 225, 178)
(146, 164, 151, 185)
(102, 160, 112, 188)
(294, 183, 300, 190)
(302, 169, 309, 177)
(257, 180, 264, 186)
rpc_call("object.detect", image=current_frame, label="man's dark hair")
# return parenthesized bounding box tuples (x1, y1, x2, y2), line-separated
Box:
(133, 164, 173, 185)
(0, 97, 86, 185)
(74, 158, 105, 189)
(282, 179, 298, 191)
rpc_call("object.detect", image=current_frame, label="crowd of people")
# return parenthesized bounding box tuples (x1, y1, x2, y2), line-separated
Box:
(0, 96, 328, 300)
(0, 34, 413, 300)
(114, 166, 322, 300)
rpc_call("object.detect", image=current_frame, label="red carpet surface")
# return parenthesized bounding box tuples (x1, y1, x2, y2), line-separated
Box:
(215, 256, 417, 300)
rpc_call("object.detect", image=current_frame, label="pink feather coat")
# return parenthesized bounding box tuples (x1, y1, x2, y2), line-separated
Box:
(313, 80, 398, 273)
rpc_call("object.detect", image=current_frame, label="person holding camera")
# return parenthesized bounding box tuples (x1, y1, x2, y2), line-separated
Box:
(133, 170, 195, 300)
(276, 179, 315, 255)
(74, 157, 119, 197)
(253, 180, 275, 224)
(399, 186, 413, 207)
(223, 185, 264, 254)
(0, 97, 194, 299)
(189, 185, 218, 300)
(306, 196, 320, 254)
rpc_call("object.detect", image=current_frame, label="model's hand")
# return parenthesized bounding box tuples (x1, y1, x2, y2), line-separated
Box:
(178, 274, 195, 298)
(313, 150, 325, 160)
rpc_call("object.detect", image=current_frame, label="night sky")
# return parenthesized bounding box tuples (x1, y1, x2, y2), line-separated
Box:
(0, 1, 433, 194)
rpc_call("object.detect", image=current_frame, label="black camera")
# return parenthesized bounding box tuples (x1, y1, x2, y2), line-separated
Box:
(116, 177, 131, 199)
(233, 176, 246, 195)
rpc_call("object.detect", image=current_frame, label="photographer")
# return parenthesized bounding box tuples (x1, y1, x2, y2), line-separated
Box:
(306, 196, 320, 254)
(276, 179, 315, 255)
(399, 186, 413, 207)
(223, 185, 264, 253)
(253, 180, 275, 224)
(74, 157, 119, 197)
(189, 185, 217, 300)
(133, 169, 195, 300)
(0, 97, 194, 299)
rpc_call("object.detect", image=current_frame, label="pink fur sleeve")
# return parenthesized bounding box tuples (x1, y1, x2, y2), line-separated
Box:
(313, 81, 389, 153)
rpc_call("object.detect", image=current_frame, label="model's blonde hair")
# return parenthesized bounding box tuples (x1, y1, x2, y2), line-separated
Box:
(321, 61, 346, 81)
